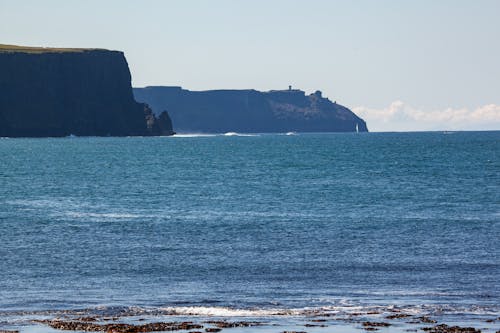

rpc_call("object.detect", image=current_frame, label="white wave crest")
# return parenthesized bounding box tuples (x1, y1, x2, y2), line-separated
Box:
(159, 306, 298, 317)
(223, 132, 258, 137)
(158, 303, 500, 318)
(173, 133, 217, 138)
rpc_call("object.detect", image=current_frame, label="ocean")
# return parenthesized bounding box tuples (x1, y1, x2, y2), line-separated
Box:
(0, 132, 499, 332)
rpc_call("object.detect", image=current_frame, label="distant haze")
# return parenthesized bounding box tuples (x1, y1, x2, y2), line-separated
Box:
(1, 0, 499, 131)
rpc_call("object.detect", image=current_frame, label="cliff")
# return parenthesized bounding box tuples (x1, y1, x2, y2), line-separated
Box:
(0, 44, 174, 137)
(133, 86, 368, 133)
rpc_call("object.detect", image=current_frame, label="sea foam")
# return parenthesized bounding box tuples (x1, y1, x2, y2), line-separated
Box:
(223, 132, 258, 137)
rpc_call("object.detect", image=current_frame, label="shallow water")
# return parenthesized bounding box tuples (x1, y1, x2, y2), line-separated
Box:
(0, 132, 499, 331)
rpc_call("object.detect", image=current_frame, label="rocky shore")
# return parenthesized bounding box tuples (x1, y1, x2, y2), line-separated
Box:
(13, 308, 498, 333)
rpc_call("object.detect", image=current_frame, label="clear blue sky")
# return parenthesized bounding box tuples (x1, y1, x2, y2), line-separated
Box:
(1, 0, 499, 131)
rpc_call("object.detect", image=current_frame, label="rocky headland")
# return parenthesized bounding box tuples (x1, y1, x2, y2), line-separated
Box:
(133, 86, 368, 133)
(0, 44, 174, 137)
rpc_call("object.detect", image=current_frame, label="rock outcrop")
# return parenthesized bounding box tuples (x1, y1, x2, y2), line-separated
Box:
(0, 44, 174, 137)
(133, 86, 368, 133)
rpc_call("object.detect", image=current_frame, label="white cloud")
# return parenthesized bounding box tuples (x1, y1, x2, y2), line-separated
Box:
(353, 101, 500, 132)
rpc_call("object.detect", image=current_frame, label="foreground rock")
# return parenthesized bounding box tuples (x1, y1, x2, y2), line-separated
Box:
(409, 317, 438, 324)
(386, 313, 412, 319)
(422, 324, 481, 333)
(362, 322, 392, 327)
(35, 319, 203, 333)
(133, 86, 368, 133)
(0, 44, 174, 137)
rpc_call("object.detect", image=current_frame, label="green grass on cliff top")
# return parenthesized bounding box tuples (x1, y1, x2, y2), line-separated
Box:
(0, 44, 108, 53)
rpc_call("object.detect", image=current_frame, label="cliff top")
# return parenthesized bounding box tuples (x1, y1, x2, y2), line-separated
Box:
(0, 44, 109, 54)
(140, 86, 308, 94)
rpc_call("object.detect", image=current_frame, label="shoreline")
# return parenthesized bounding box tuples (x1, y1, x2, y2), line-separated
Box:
(1, 304, 499, 333)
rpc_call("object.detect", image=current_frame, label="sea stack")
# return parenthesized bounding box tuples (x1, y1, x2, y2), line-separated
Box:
(133, 86, 368, 133)
(0, 44, 174, 137)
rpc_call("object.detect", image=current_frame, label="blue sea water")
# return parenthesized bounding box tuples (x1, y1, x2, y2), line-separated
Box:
(0, 132, 499, 327)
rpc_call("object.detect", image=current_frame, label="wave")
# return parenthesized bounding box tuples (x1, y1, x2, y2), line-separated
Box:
(156, 303, 500, 317)
(3, 303, 499, 319)
(171, 133, 259, 138)
(64, 212, 142, 219)
(223, 132, 259, 137)
(159, 306, 297, 317)
(4, 199, 149, 222)
(172, 133, 218, 138)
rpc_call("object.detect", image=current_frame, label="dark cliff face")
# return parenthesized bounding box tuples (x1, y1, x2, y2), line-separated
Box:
(133, 86, 368, 133)
(0, 45, 174, 137)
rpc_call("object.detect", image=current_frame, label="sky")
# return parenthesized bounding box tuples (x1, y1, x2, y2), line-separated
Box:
(1, 0, 499, 131)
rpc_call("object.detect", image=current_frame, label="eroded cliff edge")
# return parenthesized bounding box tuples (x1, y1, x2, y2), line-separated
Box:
(133, 86, 368, 133)
(0, 44, 174, 137)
